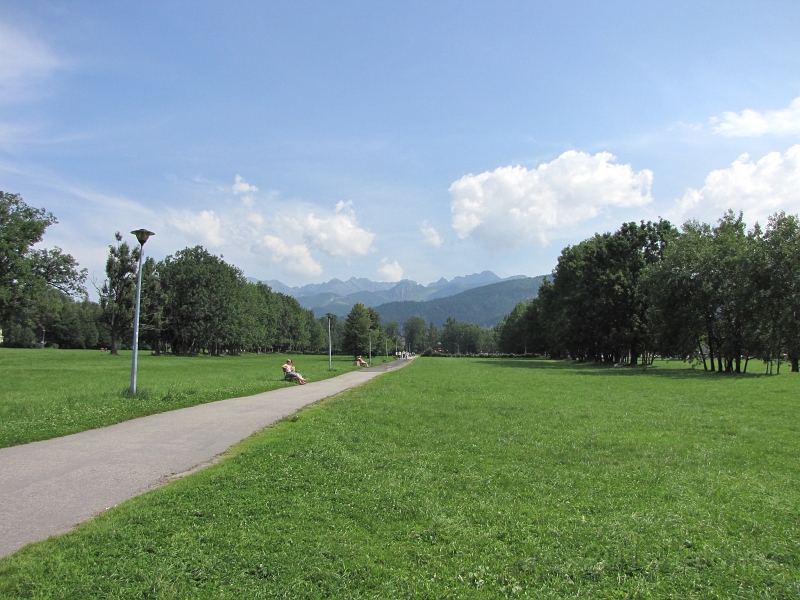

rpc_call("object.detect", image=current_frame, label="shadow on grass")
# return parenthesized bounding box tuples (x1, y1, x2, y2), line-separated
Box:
(474, 358, 770, 380)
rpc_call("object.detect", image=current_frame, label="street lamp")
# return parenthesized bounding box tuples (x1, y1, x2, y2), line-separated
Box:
(327, 315, 332, 371)
(130, 229, 154, 395)
(368, 330, 372, 366)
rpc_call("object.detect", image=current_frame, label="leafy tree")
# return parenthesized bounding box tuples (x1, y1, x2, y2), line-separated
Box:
(540, 219, 674, 364)
(427, 322, 440, 352)
(98, 232, 139, 355)
(403, 316, 427, 353)
(366, 307, 384, 357)
(0, 191, 86, 322)
(138, 256, 165, 353)
(440, 317, 483, 354)
(762, 212, 800, 372)
(343, 302, 372, 358)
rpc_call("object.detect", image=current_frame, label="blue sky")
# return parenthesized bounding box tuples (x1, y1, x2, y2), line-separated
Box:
(2, 1, 800, 289)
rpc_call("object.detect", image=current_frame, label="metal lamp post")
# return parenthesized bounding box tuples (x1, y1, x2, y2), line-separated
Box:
(368, 330, 372, 366)
(328, 316, 332, 371)
(130, 229, 155, 395)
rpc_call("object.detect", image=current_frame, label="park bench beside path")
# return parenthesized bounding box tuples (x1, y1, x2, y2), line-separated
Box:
(0, 358, 414, 559)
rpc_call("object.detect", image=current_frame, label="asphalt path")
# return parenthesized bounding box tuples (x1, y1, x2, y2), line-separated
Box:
(0, 358, 413, 559)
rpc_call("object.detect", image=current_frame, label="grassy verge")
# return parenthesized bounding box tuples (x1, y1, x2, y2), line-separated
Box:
(1, 358, 798, 598)
(0, 348, 363, 448)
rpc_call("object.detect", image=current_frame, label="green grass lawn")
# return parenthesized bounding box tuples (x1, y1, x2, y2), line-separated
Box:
(0, 348, 362, 448)
(1, 358, 798, 598)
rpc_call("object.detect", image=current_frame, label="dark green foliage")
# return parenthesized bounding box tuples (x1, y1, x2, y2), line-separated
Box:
(0, 191, 86, 323)
(98, 232, 139, 355)
(440, 317, 496, 354)
(499, 211, 800, 372)
(342, 303, 373, 358)
(402, 315, 427, 352)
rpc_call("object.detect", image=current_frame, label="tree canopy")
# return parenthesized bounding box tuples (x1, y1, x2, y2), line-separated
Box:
(497, 210, 800, 373)
(0, 192, 86, 323)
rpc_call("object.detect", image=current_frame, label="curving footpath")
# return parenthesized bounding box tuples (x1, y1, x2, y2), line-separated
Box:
(0, 358, 413, 559)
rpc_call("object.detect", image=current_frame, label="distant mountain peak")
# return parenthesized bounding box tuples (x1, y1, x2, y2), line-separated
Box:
(252, 271, 526, 312)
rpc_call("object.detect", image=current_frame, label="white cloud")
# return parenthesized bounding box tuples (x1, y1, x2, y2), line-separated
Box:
(335, 200, 353, 212)
(712, 97, 800, 137)
(232, 174, 258, 195)
(252, 235, 322, 277)
(167, 210, 224, 246)
(0, 22, 65, 103)
(301, 205, 375, 257)
(379, 258, 404, 281)
(421, 221, 442, 247)
(674, 145, 800, 227)
(449, 150, 653, 249)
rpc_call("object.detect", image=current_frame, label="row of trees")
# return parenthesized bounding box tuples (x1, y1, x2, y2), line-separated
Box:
(498, 210, 800, 373)
(96, 235, 341, 355)
(2, 191, 502, 357)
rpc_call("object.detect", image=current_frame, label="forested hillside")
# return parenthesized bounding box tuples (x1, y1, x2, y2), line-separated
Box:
(375, 276, 546, 328)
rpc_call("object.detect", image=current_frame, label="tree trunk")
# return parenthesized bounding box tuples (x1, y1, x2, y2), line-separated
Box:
(791, 356, 799, 373)
(717, 355, 723, 373)
(707, 329, 716, 372)
(697, 339, 707, 371)
(110, 327, 120, 355)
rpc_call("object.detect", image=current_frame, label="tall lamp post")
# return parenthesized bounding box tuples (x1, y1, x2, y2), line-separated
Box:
(327, 315, 332, 371)
(130, 229, 155, 395)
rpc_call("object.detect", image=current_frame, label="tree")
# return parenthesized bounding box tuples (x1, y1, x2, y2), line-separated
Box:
(403, 316, 427, 353)
(159, 246, 262, 355)
(427, 322, 440, 352)
(366, 307, 384, 357)
(342, 302, 372, 358)
(0, 191, 86, 322)
(538, 219, 674, 364)
(98, 232, 139, 355)
(762, 212, 800, 372)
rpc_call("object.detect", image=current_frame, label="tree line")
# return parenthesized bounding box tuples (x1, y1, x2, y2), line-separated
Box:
(0, 192, 351, 354)
(497, 210, 800, 373)
(2, 191, 506, 358)
(342, 310, 498, 358)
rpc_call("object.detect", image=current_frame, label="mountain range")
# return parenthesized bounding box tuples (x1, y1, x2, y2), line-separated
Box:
(374, 276, 547, 328)
(256, 271, 529, 317)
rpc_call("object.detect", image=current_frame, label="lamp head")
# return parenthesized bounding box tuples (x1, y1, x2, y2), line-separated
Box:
(131, 229, 155, 246)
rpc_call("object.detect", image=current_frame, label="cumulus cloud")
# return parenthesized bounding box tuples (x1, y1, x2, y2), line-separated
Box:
(232, 174, 258, 195)
(167, 210, 224, 246)
(674, 145, 800, 227)
(252, 235, 322, 277)
(379, 258, 404, 281)
(421, 221, 442, 247)
(712, 97, 800, 137)
(0, 22, 65, 103)
(301, 202, 375, 257)
(449, 151, 653, 249)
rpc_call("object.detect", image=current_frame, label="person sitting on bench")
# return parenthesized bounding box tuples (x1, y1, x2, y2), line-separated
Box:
(356, 356, 368, 367)
(282, 359, 307, 384)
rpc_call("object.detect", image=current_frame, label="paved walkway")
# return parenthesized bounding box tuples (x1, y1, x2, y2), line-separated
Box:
(0, 359, 413, 558)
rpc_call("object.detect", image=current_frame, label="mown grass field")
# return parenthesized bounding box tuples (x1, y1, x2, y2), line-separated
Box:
(0, 348, 362, 448)
(1, 358, 799, 598)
